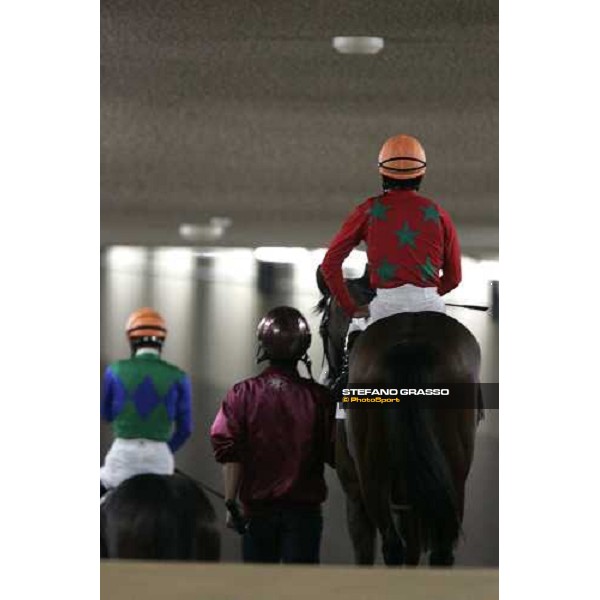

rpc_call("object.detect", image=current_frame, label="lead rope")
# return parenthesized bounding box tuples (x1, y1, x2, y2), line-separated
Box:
(174, 468, 224, 500)
(175, 470, 247, 535)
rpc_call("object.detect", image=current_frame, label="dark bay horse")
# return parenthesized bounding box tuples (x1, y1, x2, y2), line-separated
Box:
(101, 472, 221, 561)
(316, 268, 482, 566)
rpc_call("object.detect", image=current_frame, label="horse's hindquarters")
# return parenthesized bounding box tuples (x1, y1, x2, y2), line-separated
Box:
(101, 474, 220, 561)
(345, 313, 481, 563)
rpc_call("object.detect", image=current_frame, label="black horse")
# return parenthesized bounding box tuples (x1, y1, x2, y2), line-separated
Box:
(316, 268, 483, 566)
(101, 472, 221, 561)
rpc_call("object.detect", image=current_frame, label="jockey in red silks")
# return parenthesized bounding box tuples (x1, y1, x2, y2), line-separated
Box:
(320, 134, 463, 406)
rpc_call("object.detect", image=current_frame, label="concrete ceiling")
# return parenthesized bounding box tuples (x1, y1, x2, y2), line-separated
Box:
(101, 0, 498, 257)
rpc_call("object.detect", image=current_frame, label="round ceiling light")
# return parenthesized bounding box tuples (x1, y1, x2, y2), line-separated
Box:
(332, 36, 384, 55)
(179, 217, 232, 242)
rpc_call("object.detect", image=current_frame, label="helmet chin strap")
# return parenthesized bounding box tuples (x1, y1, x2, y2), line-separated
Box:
(300, 353, 314, 381)
(256, 344, 268, 364)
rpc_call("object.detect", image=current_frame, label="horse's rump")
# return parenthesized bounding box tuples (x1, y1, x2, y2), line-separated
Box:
(101, 473, 220, 561)
(348, 312, 481, 552)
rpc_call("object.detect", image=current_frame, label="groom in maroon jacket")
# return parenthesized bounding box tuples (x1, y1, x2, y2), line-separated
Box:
(210, 306, 335, 564)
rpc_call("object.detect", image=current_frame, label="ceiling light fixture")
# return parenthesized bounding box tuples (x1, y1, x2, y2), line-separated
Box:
(332, 36, 384, 55)
(179, 217, 232, 242)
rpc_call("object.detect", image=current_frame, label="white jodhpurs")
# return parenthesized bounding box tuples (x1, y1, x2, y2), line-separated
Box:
(100, 438, 174, 490)
(347, 284, 446, 335)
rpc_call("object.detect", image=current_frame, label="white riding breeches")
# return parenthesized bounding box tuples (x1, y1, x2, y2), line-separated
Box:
(336, 285, 446, 420)
(100, 438, 174, 490)
(347, 284, 446, 335)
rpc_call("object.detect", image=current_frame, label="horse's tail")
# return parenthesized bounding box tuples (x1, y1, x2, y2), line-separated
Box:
(382, 341, 461, 551)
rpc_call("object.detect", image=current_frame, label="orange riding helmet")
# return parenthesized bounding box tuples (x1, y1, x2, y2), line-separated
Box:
(378, 134, 427, 180)
(125, 308, 167, 342)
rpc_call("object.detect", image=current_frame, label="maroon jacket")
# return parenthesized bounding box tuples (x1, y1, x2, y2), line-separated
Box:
(210, 366, 335, 514)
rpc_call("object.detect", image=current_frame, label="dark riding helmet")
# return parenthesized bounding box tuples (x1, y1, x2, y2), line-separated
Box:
(256, 306, 312, 362)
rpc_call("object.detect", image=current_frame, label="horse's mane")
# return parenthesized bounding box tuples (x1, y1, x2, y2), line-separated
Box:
(313, 267, 376, 383)
(313, 266, 375, 315)
(314, 295, 329, 315)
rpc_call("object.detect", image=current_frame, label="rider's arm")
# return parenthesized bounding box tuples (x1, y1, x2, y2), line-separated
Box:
(100, 367, 116, 422)
(321, 202, 370, 317)
(168, 374, 193, 453)
(438, 209, 462, 296)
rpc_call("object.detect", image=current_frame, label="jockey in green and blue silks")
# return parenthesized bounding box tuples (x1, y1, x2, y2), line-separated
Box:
(100, 308, 192, 493)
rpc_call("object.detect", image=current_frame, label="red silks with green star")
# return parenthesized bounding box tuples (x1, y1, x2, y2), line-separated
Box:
(321, 189, 462, 316)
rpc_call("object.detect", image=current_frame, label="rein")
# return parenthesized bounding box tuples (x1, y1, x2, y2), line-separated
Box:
(100, 470, 226, 507)
(175, 469, 225, 500)
(446, 303, 489, 312)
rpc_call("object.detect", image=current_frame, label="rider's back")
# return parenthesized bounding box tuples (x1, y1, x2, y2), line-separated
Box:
(363, 189, 452, 290)
(104, 354, 188, 442)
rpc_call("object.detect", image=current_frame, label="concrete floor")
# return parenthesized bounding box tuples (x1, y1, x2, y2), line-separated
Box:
(100, 249, 498, 566)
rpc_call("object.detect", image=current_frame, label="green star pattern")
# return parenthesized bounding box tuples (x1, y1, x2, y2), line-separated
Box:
(395, 221, 419, 248)
(421, 204, 440, 223)
(368, 198, 390, 221)
(419, 256, 437, 281)
(376, 258, 397, 281)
